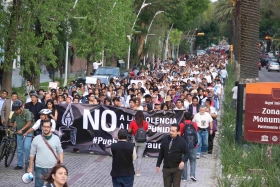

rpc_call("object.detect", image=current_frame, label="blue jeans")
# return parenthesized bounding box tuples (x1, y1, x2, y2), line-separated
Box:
(16, 133, 32, 167)
(182, 148, 197, 179)
(112, 176, 134, 187)
(197, 130, 208, 155)
(35, 167, 52, 187)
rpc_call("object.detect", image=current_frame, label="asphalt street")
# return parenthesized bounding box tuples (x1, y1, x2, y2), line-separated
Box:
(259, 66, 280, 82)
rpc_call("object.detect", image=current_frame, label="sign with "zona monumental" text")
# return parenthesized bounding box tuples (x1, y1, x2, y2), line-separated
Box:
(244, 83, 280, 144)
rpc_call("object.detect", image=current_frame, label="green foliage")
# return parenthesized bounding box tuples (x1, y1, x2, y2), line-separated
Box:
(219, 64, 280, 186)
(73, 0, 134, 62)
(0, 0, 73, 84)
(169, 29, 183, 47)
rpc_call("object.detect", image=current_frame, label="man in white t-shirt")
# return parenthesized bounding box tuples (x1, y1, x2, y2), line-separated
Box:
(231, 81, 239, 109)
(192, 106, 213, 159)
(93, 61, 103, 72)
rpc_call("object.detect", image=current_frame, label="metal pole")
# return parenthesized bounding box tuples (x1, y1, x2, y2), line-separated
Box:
(127, 44, 131, 69)
(144, 11, 164, 65)
(63, 41, 69, 87)
(128, 0, 148, 69)
(165, 23, 174, 61)
(236, 83, 246, 145)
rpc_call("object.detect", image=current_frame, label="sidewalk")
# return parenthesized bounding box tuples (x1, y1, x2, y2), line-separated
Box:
(12, 67, 84, 88)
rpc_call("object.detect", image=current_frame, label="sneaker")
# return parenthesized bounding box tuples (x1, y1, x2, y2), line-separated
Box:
(201, 153, 207, 158)
(135, 173, 141, 177)
(196, 154, 200, 159)
(14, 166, 23, 170)
(191, 176, 197, 181)
(182, 179, 187, 182)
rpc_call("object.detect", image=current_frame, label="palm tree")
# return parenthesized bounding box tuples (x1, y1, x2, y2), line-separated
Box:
(239, 0, 260, 82)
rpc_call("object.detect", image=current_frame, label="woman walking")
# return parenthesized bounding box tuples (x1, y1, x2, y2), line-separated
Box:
(128, 110, 148, 177)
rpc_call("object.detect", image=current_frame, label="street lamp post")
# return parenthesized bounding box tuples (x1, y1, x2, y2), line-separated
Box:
(143, 10, 164, 65)
(127, 0, 152, 69)
(165, 23, 174, 62)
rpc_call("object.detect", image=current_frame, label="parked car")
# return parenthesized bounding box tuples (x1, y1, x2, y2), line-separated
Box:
(268, 52, 274, 58)
(267, 61, 280, 72)
(260, 57, 271, 67)
(196, 50, 206, 56)
(88, 75, 110, 85)
(93, 67, 120, 78)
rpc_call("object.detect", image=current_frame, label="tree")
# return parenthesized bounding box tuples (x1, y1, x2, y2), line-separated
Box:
(73, 0, 134, 75)
(0, 0, 73, 91)
(169, 29, 183, 59)
(130, 0, 210, 65)
(239, 0, 260, 82)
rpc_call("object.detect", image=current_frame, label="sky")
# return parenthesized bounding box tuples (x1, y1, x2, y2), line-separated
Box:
(211, 0, 217, 2)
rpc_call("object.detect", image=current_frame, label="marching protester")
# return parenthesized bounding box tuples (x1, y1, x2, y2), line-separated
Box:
(128, 110, 149, 177)
(23, 109, 56, 136)
(110, 129, 136, 187)
(179, 112, 198, 182)
(192, 106, 213, 159)
(28, 120, 63, 187)
(156, 124, 189, 187)
(10, 100, 33, 170)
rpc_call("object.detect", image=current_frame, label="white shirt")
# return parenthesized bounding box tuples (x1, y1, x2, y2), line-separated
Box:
(184, 100, 191, 109)
(174, 107, 187, 111)
(26, 98, 41, 103)
(93, 62, 102, 70)
(32, 119, 56, 132)
(232, 86, 238, 99)
(192, 112, 213, 128)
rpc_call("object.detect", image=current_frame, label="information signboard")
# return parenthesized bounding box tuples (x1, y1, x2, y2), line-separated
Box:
(244, 83, 280, 144)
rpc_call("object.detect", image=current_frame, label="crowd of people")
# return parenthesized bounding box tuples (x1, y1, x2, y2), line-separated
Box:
(0, 52, 229, 187)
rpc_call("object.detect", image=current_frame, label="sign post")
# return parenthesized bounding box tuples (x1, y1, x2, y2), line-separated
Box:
(244, 83, 280, 144)
(230, 45, 233, 64)
(236, 83, 246, 145)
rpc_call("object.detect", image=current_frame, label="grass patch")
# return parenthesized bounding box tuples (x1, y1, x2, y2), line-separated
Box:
(219, 64, 280, 186)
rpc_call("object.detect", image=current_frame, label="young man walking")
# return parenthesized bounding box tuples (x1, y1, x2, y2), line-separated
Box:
(28, 120, 63, 187)
(179, 112, 198, 182)
(156, 124, 189, 187)
(10, 100, 33, 170)
(110, 129, 136, 187)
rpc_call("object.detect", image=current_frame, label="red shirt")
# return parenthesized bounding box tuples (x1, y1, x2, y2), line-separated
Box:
(129, 120, 149, 136)
(179, 120, 198, 136)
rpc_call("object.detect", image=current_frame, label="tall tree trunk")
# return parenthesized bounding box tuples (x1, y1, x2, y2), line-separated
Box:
(137, 34, 146, 58)
(2, 0, 21, 93)
(239, 0, 260, 83)
(33, 73, 40, 89)
(103, 50, 107, 66)
(86, 54, 93, 76)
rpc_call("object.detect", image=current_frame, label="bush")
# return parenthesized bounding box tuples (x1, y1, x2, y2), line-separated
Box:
(219, 64, 280, 186)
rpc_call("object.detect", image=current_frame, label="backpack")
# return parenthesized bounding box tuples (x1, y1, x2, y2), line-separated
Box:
(135, 123, 147, 143)
(183, 121, 198, 149)
(23, 109, 35, 124)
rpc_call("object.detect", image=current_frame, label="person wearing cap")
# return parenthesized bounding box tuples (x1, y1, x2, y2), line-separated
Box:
(26, 90, 42, 103)
(25, 92, 45, 122)
(10, 100, 33, 170)
(154, 100, 161, 111)
(165, 95, 175, 110)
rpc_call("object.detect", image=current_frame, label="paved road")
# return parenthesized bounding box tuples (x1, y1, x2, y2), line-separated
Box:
(259, 66, 280, 82)
(0, 145, 218, 187)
